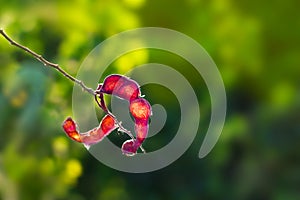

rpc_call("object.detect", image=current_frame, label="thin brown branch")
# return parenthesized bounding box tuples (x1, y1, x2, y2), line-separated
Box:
(0, 29, 145, 153)
(0, 29, 95, 95)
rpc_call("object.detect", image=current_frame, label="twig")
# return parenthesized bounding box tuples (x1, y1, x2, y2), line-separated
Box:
(0, 29, 95, 95)
(0, 29, 145, 153)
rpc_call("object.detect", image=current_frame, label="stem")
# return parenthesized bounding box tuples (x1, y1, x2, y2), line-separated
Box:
(0, 29, 95, 95)
(0, 29, 145, 153)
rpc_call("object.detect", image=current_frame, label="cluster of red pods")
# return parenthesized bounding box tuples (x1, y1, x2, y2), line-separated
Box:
(62, 74, 152, 156)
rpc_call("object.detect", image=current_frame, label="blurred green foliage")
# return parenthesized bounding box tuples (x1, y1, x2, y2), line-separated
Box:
(1, 0, 300, 199)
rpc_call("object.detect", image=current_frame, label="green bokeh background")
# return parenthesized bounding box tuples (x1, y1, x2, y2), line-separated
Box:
(0, 0, 300, 199)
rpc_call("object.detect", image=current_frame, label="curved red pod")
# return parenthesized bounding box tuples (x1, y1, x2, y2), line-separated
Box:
(62, 117, 82, 143)
(130, 98, 152, 144)
(129, 98, 152, 121)
(121, 98, 152, 156)
(98, 74, 141, 101)
(64, 74, 152, 156)
(121, 120, 149, 156)
(100, 114, 116, 133)
(62, 115, 117, 147)
(81, 115, 117, 146)
(134, 120, 149, 145)
(121, 139, 138, 156)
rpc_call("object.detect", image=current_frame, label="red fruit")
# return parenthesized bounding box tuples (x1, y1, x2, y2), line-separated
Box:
(62, 115, 117, 146)
(121, 139, 138, 156)
(134, 120, 149, 145)
(81, 114, 117, 146)
(62, 117, 82, 142)
(64, 74, 152, 156)
(99, 74, 123, 94)
(100, 114, 116, 133)
(129, 98, 152, 121)
(99, 74, 141, 101)
(121, 98, 152, 155)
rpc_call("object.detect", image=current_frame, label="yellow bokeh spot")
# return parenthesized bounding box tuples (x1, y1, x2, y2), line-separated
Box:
(48, 83, 65, 104)
(120, 12, 139, 29)
(60, 31, 87, 57)
(64, 159, 82, 184)
(123, 0, 146, 9)
(52, 136, 69, 157)
(115, 49, 148, 74)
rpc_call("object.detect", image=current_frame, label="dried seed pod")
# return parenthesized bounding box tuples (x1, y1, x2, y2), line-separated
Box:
(121, 98, 152, 156)
(121, 139, 138, 156)
(62, 117, 82, 142)
(129, 98, 152, 121)
(64, 74, 152, 156)
(98, 74, 141, 101)
(81, 114, 117, 146)
(62, 115, 117, 147)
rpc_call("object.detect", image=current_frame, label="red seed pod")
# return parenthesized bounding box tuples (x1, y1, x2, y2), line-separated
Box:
(81, 114, 117, 146)
(121, 98, 152, 156)
(134, 120, 149, 145)
(130, 98, 152, 147)
(98, 74, 122, 94)
(129, 98, 152, 121)
(62, 115, 117, 146)
(62, 117, 82, 143)
(99, 74, 141, 101)
(121, 120, 149, 156)
(64, 74, 152, 156)
(121, 139, 138, 156)
(100, 114, 116, 133)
